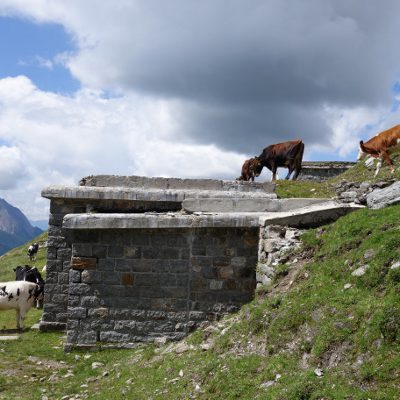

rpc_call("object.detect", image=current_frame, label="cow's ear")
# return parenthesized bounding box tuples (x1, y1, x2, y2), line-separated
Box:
(359, 140, 364, 145)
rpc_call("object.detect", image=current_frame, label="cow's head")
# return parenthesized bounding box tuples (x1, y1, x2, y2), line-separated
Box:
(357, 140, 379, 161)
(249, 157, 263, 177)
(14, 265, 44, 285)
(357, 140, 367, 160)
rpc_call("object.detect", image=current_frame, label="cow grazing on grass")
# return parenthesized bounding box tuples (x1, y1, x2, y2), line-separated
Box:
(237, 157, 262, 181)
(0, 281, 43, 330)
(14, 265, 44, 309)
(252, 140, 305, 181)
(27, 243, 39, 261)
(357, 125, 400, 176)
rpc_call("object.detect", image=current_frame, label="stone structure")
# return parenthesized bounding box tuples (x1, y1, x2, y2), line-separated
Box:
(299, 161, 356, 181)
(40, 175, 362, 350)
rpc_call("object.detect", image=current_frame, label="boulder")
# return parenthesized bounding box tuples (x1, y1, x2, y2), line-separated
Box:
(366, 181, 400, 209)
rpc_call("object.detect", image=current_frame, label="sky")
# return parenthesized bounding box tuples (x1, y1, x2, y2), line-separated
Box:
(1, 0, 400, 222)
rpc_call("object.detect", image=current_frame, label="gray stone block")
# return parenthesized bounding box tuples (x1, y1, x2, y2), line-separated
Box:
(68, 307, 87, 319)
(367, 181, 400, 209)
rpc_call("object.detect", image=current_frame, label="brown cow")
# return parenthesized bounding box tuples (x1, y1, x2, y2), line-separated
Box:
(237, 157, 262, 181)
(357, 124, 400, 176)
(252, 140, 304, 181)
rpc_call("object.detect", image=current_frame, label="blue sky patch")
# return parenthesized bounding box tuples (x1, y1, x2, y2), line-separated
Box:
(0, 16, 80, 93)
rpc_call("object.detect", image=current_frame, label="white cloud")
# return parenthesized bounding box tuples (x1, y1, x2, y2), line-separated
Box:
(0, 146, 26, 189)
(0, 76, 247, 219)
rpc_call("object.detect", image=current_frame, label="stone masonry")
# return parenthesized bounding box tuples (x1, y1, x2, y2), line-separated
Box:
(66, 227, 258, 348)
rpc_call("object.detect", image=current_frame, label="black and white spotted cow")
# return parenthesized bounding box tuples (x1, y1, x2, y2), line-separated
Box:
(14, 265, 45, 309)
(0, 281, 43, 330)
(27, 243, 39, 261)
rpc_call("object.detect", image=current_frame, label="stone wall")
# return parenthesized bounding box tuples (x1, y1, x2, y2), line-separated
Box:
(65, 227, 258, 349)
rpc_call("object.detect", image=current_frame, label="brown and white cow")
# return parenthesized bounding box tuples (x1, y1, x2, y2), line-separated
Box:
(357, 125, 400, 176)
(237, 157, 262, 181)
(252, 140, 304, 181)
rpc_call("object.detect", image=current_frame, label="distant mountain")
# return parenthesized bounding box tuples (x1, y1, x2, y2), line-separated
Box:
(30, 220, 49, 231)
(0, 198, 43, 255)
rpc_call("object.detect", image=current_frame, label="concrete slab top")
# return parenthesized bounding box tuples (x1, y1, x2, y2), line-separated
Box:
(62, 212, 266, 229)
(42, 185, 277, 202)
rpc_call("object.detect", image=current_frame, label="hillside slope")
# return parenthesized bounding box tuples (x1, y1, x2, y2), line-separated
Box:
(0, 205, 399, 399)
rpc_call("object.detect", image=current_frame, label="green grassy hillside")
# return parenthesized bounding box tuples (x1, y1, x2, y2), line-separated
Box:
(0, 204, 399, 398)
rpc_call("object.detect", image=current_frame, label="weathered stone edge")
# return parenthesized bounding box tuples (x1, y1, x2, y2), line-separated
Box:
(62, 212, 265, 229)
(42, 185, 277, 202)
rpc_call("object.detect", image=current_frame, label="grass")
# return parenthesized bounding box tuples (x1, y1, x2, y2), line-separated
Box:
(0, 200, 399, 398)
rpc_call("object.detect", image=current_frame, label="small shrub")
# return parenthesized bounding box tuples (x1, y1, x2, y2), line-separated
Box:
(387, 266, 400, 285)
(379, 305, 400, 343)
(286, 375, 317, 400)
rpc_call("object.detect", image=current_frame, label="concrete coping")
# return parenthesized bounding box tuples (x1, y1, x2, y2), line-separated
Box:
(62, 212, 265, 229)
(42, 185, 278, 202)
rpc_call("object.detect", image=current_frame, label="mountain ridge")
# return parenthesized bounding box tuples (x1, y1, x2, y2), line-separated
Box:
(0, 198, 42, 255)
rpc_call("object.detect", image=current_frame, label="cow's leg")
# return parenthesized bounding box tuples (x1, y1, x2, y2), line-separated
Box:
(380, 150, 395, 174)
(374, 158, 383, 177)
(19, 308, 26, 330)
(271, 166, 278, 181)
(16, 309, 23, 330)
(292, 166, 301, 180)
(285, 168, 293, 180)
